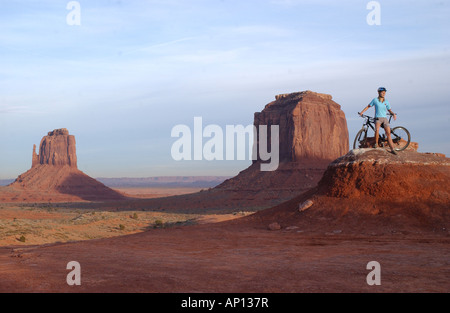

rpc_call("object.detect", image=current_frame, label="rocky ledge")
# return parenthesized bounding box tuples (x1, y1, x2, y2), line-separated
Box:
(318, 149, 450, 201)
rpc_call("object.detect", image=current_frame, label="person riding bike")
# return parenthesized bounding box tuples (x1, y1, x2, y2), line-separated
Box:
(359, 87, 398, 155)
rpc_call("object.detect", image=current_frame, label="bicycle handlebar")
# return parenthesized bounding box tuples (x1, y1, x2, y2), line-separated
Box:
(358, 112, 397, 118)
(358, 113, 373, 119)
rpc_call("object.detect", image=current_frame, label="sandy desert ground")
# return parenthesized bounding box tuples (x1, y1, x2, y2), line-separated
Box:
(0, 179, 448, 293)
(0, 187, 251, 247)
(0, 214, 448, 293)
(114, 186, 206, 198)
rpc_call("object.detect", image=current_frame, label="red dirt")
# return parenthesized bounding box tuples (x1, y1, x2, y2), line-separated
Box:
(0, 222, 448, 293)
(0, 149, 448, 293)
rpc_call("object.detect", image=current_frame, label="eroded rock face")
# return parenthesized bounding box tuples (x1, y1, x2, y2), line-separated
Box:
(254, 91, 349, 162)
(318, 149, 450, 200)
(32, 128, 77, 168)
(214, 91, 350, 205)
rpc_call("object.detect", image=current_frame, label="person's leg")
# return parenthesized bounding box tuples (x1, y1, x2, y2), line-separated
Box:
(374, 121, 381, 148)
(385, 125, 398, 154)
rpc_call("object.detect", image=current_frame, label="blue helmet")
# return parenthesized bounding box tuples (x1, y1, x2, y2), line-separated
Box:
(378, 87, 387, 92)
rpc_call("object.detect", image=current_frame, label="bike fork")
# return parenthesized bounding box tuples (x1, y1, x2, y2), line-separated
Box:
(361, 127, 368, 141)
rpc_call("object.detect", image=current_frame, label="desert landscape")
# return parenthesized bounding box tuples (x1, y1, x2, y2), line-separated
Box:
(0, 91, 449, 295)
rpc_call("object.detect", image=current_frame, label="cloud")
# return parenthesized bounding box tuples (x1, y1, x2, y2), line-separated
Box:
(269, 0, 350, 7)
(219, 25, 292, 37)
(0, 105, 34, 114)
(120, 37, 200, 56)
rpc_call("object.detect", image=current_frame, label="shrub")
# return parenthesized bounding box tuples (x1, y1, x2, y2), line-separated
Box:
(154, 219, 164, 228)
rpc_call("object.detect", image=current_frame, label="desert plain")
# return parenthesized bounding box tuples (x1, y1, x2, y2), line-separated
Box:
(0, 185, 448, 293)
(0, 187, 255, 247)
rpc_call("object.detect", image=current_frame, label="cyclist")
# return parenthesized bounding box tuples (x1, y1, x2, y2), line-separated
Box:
(359, 87, 398, 155)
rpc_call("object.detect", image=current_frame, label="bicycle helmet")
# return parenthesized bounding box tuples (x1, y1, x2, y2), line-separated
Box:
(378, 87, 387, 92)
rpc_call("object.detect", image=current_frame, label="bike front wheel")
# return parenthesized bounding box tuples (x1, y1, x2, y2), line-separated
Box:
(390, 126, 411, 151)
(353, 128, 367, 149)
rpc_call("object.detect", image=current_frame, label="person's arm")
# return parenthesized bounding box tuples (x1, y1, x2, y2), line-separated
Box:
(388, 109, 397, 121)
(359, 105, 371, 116)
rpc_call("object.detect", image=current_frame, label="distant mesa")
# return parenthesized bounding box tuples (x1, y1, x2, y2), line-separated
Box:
(8, 128, 125, 202)
(215, 90, 349, 201)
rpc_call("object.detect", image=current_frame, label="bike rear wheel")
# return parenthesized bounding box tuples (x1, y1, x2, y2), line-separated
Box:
(390, 126, 411, 151)
(353, 128, 367, 149)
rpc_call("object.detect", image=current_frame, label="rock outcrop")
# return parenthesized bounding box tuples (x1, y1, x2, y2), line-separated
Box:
(215, 91, 349, 203)
(245, 149, 450, 234)
(32, 128, 77, 168)
(318, 148, 450, 201)
(254, 91, 349, 162)
(359, 136, 419, 152)
(6, 129, 125, 202)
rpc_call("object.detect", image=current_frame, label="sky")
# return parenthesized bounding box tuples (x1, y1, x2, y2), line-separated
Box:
(1, 0, 449, 179)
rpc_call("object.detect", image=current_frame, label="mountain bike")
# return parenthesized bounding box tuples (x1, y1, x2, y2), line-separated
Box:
(353, 113, 411, 151)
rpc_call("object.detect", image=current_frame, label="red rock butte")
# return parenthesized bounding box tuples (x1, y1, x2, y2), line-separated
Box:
(254, 90, 349, 162)
(32, 128, 77, 168)
(214, 90, 349, 203)
(7, 128, 125, 202)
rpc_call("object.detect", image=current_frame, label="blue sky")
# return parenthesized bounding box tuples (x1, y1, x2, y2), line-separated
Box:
(1, 0, 449, 179)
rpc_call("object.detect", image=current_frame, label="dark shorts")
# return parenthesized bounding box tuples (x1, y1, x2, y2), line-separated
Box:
(375, 117, 390, 128)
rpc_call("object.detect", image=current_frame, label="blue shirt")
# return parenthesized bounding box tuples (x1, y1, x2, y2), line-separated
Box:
(369, 97, 391, 118)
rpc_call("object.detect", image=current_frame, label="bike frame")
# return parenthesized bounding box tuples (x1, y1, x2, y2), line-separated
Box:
(359, 114, 395, 138)
(355, 112, 410, 151)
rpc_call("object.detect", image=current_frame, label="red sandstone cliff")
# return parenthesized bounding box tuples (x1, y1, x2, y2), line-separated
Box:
(216, 91, 349, 199)
(254, 91, 349, 162)
(32, 128, 77, 168)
